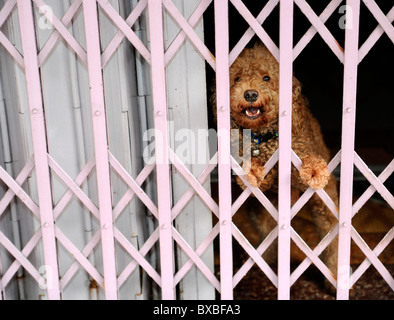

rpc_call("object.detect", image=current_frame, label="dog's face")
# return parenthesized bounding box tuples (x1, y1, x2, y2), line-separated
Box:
(229, 45, 280, 131)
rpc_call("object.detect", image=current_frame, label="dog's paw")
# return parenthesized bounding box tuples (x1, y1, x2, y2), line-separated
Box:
(237, 158, 265, 189)
(299, 155, 330, 190)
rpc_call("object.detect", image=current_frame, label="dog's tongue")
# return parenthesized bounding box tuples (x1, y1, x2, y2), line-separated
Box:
(245, 107, 260, 117)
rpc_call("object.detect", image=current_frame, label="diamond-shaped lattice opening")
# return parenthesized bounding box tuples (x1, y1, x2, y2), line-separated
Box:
(228, 0, 279, 50)
(98, 0, 150, 68)
(33, 0, 87, 67)
(98, 4, 120, 50)
(0, 222, 45, 297)
(350, 156, 394, 290)
(349, 234, 394, 299)
(174, 232, 219, 297)
(114, 231, 157, 297)
(234, 264, 278, 299)
(294, 0, 345, 55)
(162, 0, 215, 71)
(0, 1, 24, 68)
(56, 236, 103, 298)
(359, 0, 394, 47)
(33, 1, 83, 50)
(108, 154, 163, 292)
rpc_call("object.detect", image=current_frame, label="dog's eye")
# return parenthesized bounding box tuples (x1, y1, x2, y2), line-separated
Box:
(234, 77, 241, 83)
(263, 75, 270, 82)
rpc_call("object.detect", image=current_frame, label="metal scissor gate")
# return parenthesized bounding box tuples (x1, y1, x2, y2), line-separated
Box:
(0, 0, 392, 300)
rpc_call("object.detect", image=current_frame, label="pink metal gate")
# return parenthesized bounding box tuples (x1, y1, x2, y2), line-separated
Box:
(0, 0, 393, 300)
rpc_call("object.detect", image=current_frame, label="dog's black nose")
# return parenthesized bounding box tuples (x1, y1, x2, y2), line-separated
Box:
(244, 90, 259, 102)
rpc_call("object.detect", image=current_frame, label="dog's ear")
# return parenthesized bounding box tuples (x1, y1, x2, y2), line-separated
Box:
(291, 76, 309, 134)
(292, 76, 302, 101)
(209, 78, 218, 124)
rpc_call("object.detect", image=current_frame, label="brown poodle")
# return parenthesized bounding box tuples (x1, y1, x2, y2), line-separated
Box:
(211, 43, 339, 290)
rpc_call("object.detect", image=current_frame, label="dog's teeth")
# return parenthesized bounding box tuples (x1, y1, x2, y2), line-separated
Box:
(245, 108, 261, 118)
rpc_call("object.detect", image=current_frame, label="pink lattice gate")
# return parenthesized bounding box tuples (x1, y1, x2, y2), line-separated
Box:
(0, 0, 392, 300)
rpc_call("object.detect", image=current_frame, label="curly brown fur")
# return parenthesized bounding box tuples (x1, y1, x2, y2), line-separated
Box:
(211, 43, 339, 291)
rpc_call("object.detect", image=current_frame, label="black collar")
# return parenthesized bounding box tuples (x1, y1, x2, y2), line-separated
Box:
(251, 131, 278, 144)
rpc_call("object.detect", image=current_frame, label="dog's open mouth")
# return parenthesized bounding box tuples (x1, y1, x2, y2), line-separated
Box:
(243, 106, 263, 120)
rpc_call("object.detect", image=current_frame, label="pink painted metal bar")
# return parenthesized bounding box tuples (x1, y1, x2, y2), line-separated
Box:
(162, 0, 215, 70)
(0, 159, 35, 219)
(231, 158, 278, 220)
(164, 0, 212, 65)
(0, 232, 41, 283)
(169, 149, 218, 214)
(363, 0, 394, 44)
(147, 0, 175, 300)
(290, 229, 336, 287)
(0, 0, 24, 68)
(351, 228, 394, 290)
(48, 155, 99, 218)
(233, 230, 278, 287)
(172, 227, 220, 291)
(54, 226, 104, 286)
(110, 153, 156, 220)
(230, 0, 279, 62)
(114, 228, 162, 286)
(37, 0, 83, 66)
(353, 159, 394, 215)
(33, 0, 87, 63)
(359, 5, 394, 63)
(291, 150, 340, 218)
(294, 0, 344, 62)
(351, 227, 394, 286)
(0, 0, 16, 26)
(1, 230, 42, 288)
(291, 225, 339, 286)
(337, 0, 361, 300)
(0, 161, 39, 218)
(97, 0, 151, 65)
(16, 0, 61, 300)
(354, 154, 394, 208)
(117, 229, 160, 288)
(171, 153, 217, 220)
(53, 157, 96, 219)
(232, 225, 278, 285)
(174, 224, 220, 286)
(277, 0, 294, 300)
(101, 0, 149, 67)
(60, 230, 101, 290)
(293, 0, 343, 60)
(230, 0, 279, 66)
(82, 0, 118, 300)
(214, 0, 233, 300)
(109, 153, 158, 218)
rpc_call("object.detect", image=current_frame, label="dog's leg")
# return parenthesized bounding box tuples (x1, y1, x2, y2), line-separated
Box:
(247, 194, 278, 266)
(309, 176, 339, 293)
(236, 157, 266, 189)
(299, 155, 331, 190)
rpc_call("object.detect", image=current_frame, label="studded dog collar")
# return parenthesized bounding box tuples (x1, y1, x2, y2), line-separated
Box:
(251, 131, 278, 157)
